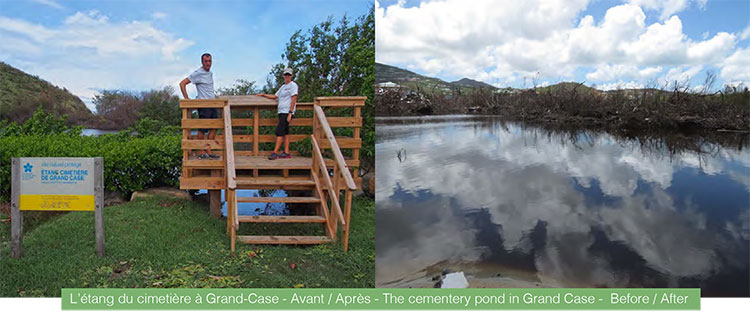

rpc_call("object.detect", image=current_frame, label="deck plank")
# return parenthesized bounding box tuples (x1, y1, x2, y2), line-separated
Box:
(236, 235, 330, 245)
(237, 197, 320, 203)
(235, 156, 312, 169)
(237, 215, 326, 223)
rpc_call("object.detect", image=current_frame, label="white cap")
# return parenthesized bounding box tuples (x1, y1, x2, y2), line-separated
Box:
(283, 67, 293, 76)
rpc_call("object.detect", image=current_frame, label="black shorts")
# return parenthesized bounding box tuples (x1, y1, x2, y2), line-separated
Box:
(198, 108, 219, 134)
(276, 113, 290, 136)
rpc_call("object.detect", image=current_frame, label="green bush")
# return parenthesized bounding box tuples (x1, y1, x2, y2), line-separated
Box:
(0, 134, 181, 202)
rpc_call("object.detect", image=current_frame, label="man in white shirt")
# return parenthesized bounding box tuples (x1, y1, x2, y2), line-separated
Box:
(179, 53, 218, 159)
(256, 67, 298, 159)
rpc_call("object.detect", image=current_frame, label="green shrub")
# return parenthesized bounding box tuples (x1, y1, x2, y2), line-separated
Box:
(0, 134, 181, 202)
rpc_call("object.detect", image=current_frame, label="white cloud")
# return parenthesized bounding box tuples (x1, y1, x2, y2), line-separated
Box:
(720, 48, 750, 82)
(376, 0, 590, 79)
(626, 0, 706, 21)
(1, 12, 192, 60)
(377, 0, 740, 90)
(597, 81, 645, 90)
(664, 65, 703, 85)
(30, 0, 63, 10)
(0, 16, 56, 42)
(152, 12, 167, 20)
(740, 27, 750, 41)
(586, 64, 663, 81)
(0, 12, 195, 110)
(622, 16, 687, 65)
(687, 32, 736, 63)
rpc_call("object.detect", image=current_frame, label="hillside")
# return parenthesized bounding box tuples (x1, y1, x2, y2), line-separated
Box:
(451, 78, 497, 90)
(0, 62, 92, 124)
(376, 62, 455, 92)
(377, 62, 506, 94)
(535, 82, 602, 95)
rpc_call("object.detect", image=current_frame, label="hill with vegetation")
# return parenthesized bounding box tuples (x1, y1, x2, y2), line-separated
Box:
(376, 62, 456, 92)
(451, 77, 497, 90)
(0, 62, 93, 124)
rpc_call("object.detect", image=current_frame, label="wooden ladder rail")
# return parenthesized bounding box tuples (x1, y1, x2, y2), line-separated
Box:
(312, 105, 357, 251)
(223, 103, 238, 253)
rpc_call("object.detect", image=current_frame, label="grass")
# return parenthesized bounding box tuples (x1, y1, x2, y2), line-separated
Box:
(0, 195, 374, 296)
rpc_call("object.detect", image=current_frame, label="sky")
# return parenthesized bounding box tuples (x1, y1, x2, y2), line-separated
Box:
(376, 0, 750, 91)
(0, 0, 372, 111)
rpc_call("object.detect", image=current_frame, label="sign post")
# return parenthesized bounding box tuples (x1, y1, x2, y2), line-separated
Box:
(10, 157, 104, 258)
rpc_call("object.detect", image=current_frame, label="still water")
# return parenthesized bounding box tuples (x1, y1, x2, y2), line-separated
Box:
(81, 129, 118, 136)
(375, 115, 749, 296)
(197, 189, 289, 217)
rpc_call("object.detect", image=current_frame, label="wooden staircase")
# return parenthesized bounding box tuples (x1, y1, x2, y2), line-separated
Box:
(179, 96, 364, 252)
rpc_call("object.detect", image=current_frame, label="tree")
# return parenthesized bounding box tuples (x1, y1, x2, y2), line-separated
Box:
(93, 90, 142, 129)
(218, 79, 258, 96)
(139, 86, 181, 126)
(266, 6, 375, 167)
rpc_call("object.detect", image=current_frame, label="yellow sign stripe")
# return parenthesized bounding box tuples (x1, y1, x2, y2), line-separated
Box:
(20, 194, 95, 211)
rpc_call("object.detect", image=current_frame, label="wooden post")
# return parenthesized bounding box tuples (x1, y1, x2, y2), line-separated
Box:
(353, 106, 361, 162)
(94, 157, 105, 257)
(225, 188, 231, 234)
(182, 108, 190, 178)
(212, 106, 226, 219)
(253, 107, 259, 156)
(312, 101, 319, 141)
(209, 189, 221, 218)
(229, 189, 236, 253)
(10, 158, 23, 258)
(343, 189, 353, 252)
(331, 164, 339, 236)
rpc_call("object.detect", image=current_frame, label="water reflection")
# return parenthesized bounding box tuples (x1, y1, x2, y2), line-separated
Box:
(375, 116, 749, 296)
(197, 189, 289, 216)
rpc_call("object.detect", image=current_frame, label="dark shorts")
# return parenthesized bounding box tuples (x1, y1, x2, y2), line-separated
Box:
(198, 108, 219, 134)
(276, 113, 290, 136)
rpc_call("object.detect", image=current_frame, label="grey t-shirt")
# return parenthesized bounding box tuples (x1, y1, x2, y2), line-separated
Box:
(275, 81, 298, 114)
(188, 67, 215, 99)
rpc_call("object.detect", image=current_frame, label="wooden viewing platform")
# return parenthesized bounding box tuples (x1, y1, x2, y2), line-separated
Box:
(179, 95, 365, 252)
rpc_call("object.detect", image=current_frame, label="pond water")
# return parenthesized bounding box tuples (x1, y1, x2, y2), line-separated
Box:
(197, 189, 290, 217)
(375, 115, 750, 296)
(81, 129, 118, 136)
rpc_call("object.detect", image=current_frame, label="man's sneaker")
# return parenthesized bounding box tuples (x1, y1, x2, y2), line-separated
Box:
(268, 152, 280, 160)
(280, 152, 292, 159)
(207, 153, 220, 159)
(196, 153, 210, 159)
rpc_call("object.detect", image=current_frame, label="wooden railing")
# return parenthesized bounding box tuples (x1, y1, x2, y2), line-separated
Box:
(178, 96, 365, 252)
(220, 95, 362, 162)
(180, 96, 365, 190)
(311, 104, 358, 251)
(223, 104, 238, 251)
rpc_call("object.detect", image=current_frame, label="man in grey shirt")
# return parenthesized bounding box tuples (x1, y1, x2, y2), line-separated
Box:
(180, 53, 218, 159)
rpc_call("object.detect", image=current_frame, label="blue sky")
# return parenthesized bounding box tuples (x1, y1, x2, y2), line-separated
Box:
(0, 0, 372, 111)
(376, 0, 749, 91)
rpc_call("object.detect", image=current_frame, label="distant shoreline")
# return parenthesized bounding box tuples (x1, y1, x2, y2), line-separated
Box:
(375, 87, 750, 132)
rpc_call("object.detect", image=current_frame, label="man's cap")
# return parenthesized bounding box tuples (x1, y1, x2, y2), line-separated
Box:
(283, 67, 293, 76)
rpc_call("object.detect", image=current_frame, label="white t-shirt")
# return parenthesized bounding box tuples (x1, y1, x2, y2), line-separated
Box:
(275, 81, 298, 114)
(188, 67, 215, 99)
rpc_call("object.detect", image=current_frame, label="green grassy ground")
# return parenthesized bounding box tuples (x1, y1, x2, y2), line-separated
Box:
(0, 195, 374, 296)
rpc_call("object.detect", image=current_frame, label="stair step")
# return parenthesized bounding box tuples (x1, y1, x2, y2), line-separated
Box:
(236, 235, 330, 245)
(238, 215, 326, 223)
(237, 197, 320, 203)
(235, 177, 315, 187)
